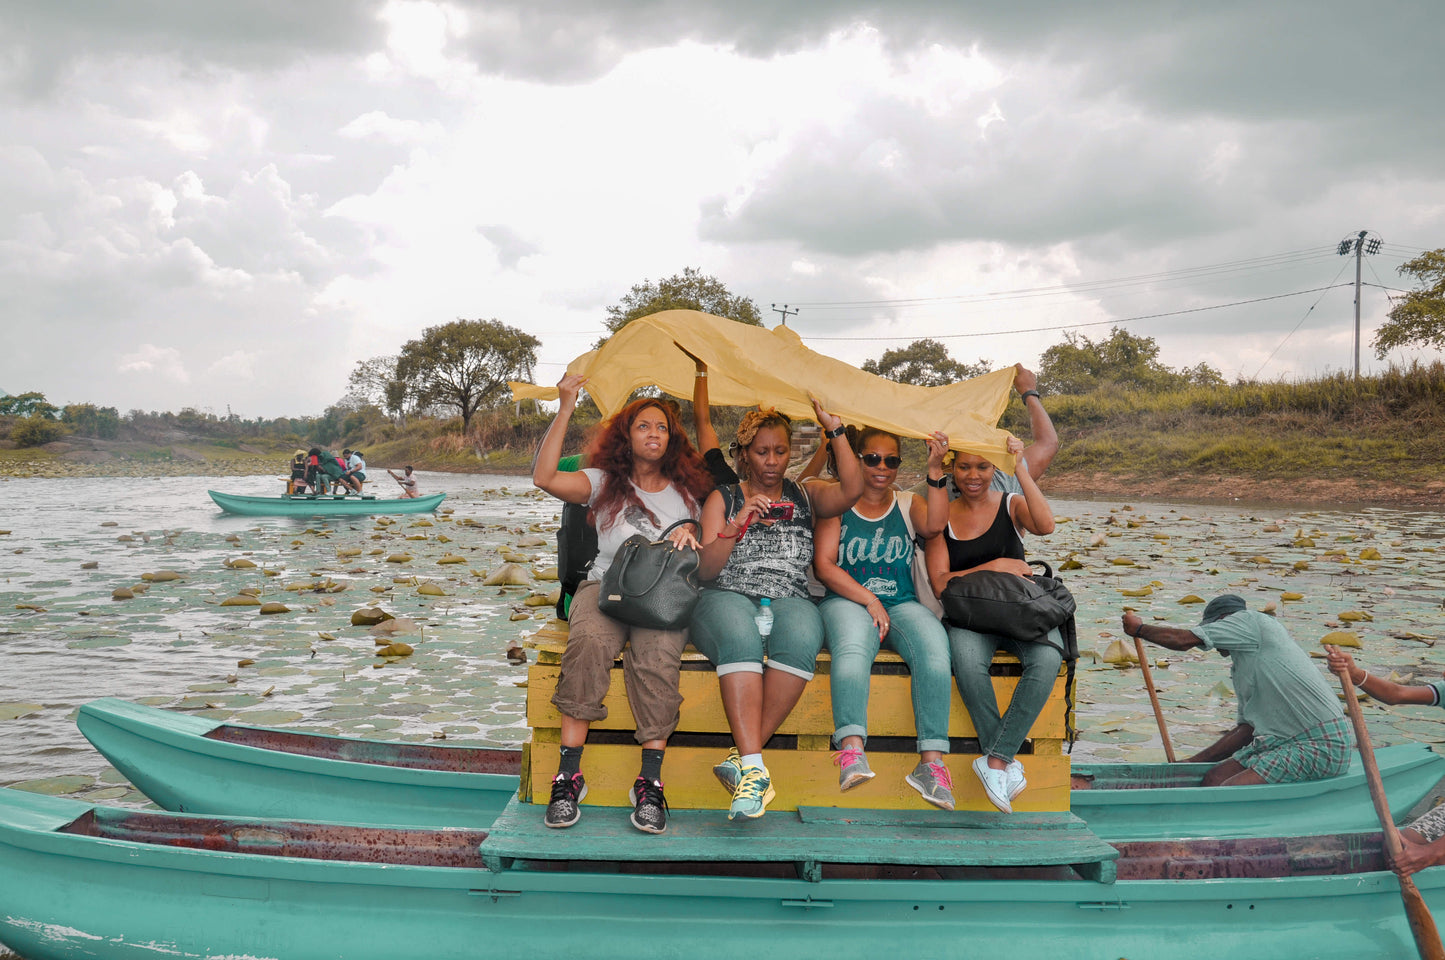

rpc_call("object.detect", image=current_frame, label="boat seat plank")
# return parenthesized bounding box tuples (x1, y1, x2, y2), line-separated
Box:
(480, 798, 1117, 878)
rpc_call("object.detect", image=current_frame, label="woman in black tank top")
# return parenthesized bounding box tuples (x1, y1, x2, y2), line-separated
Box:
(923, 435, 1058, 814)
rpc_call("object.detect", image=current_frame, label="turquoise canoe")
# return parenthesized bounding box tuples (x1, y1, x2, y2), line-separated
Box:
(208, 489, 446, 517)
(78, 698, 1445, 839)
(0, 786, 1442, 960)
(78, 698, 518, 829)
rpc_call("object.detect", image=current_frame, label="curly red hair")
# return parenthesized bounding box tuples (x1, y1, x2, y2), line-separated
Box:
(586, 398, 713, 531)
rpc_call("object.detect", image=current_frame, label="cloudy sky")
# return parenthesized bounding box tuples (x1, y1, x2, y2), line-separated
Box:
(3, 1, 1443, 419)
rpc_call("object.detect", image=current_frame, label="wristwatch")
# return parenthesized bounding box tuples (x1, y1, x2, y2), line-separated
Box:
(1019, 389, 1041, 402)
(925, 475, 949, 488)
(825, 424, 847, 439)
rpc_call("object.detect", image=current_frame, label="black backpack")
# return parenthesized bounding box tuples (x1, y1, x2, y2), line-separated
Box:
(556, 501, 598, 619)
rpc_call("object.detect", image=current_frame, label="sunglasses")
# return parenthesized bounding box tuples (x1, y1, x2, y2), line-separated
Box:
(860, 453, 902, 469)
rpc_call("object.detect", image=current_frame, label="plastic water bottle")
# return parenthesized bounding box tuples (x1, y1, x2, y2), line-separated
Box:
(754, 598, 773, 638)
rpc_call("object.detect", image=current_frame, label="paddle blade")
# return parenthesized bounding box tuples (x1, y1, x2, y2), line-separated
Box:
(1399, 875, 1445, 960)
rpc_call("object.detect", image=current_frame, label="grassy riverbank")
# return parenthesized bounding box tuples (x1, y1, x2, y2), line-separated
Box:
(3, 364, 1442, 505)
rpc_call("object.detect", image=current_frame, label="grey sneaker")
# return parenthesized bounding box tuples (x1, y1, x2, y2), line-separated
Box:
(713, 748, 743, 794)
(833, 746, 876, 791)
(905, 760, 956, 811)
(972, 756, 1012, 813)
(1006, 760, 1027, 801)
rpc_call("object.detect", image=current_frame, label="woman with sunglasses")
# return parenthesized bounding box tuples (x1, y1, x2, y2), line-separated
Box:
(924, 435, 1057, 813)
(813, 428, 956, 807)
(693, 399, 863, 820)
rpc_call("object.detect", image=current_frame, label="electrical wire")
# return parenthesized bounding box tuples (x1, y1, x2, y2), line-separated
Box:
(1251, 260, 1355, 379)
(799, 284, 1352, 341)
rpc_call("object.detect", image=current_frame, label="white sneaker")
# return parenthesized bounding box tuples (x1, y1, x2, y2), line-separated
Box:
(1006, 760, 1027, 801)
(972, 756, 1012, 813)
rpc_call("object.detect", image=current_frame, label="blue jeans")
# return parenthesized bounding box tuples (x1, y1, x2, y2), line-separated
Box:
(689, 589, 824, 680)
(947, 625, 1064, 762)
(821, 598, 951, 754)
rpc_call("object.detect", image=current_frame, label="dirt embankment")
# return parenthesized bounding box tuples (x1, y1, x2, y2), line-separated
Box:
(1036, 471, 1445, 507)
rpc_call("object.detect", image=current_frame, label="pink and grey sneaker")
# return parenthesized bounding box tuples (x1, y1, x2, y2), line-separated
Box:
(905, 760, 955, 811)
(833, 746, 877, 791)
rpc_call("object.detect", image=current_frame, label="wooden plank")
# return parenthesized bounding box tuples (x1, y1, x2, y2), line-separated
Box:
(525, 742, 1070, 812)
(482, 798, 1114, 871)
(527, 667, 1068, 740)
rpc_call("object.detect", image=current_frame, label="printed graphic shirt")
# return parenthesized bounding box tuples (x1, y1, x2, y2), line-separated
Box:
(828, 494, 916, 607)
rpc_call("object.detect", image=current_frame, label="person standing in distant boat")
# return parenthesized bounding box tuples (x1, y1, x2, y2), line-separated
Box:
(1122, 595, 1350, 787)
(1325, 646, 1445, 875)
(388, 466, 420, 498)
(533, 373, 714, 836)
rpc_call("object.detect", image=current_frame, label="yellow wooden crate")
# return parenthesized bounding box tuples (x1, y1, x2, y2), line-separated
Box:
(525, 739, 1070, 813)
(527, 664, 1068, 741)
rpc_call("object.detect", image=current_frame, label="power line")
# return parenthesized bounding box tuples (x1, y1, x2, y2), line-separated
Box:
(1252, 260, 1355, 379)
(785, 246, 1342, 309)
(799, 284, 1352, 342)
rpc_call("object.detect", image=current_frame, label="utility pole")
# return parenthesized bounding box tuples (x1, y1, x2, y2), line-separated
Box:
(1337, 230, 1382, 380)
(770, 303, 799, 326)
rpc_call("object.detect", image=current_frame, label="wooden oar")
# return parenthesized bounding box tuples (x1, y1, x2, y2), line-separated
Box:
(1133, 639, 1177, 763)
(1332, 647, 1445, 960)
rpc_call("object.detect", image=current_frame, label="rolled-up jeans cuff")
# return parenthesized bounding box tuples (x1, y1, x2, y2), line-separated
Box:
(833, 724, 867, 747)
(917, 738, 951, 755)
(765, 660, 813, 681)
(717, 661, 764, 677)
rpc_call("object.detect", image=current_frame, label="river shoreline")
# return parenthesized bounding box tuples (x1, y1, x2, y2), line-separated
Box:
(4, 452, 1441, 508)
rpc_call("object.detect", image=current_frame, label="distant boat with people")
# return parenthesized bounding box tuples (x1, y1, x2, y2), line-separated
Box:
(207, 489, 446, 517)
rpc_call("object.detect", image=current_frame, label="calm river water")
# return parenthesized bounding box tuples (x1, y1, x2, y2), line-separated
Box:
(1, 474, 1442, 806)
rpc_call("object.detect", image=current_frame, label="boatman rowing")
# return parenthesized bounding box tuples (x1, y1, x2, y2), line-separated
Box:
(1121, 594, 1350, 787)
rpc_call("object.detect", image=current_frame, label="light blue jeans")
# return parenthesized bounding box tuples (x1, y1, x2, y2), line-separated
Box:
(688, 589, 825, 680)
(821, 597, 952, 754)
(947, 626, 1064, 762)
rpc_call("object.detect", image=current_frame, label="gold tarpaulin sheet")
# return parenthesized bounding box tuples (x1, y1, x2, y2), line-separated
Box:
(510, 310, 1017, 470)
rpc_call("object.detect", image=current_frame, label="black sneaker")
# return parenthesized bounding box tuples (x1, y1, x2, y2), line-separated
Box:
(544, 772, 586, 828)
(628, 776, 668, 835)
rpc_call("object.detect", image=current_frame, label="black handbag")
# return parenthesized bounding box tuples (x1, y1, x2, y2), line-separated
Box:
(939, 560, 1077, 654)
(597, 519, 701, 630)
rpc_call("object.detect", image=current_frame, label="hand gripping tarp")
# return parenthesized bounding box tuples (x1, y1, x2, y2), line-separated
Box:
(509, 310, 1018, 471)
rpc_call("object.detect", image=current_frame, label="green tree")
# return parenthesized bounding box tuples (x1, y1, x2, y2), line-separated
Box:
(11, 415, 66, 446)
(0, 391, 59, 419)
(62, 403, 121, 439)
(1039, 327, 1222, 394)
(862, 339, 990, 386)
(396, 319, 540, 433)
(346, 355, 413, 420)
(1374, 249, 1445, 357)
(600, 267, 762, 345)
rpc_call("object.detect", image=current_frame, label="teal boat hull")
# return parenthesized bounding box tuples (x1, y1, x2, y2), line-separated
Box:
(78, 698, 517, 829)
(0, 788, 1442, 960)
(207, 489, 446, 516)
(79, 698, 1444, 840)
(1071, 749, 1445, 841)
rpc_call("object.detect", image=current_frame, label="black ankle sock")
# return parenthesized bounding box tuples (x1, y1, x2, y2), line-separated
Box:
(639, 748, 665, 782)
(558, 745, 584, 777)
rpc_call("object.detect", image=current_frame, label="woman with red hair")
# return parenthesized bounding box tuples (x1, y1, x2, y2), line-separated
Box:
(533, 373, 713, 836)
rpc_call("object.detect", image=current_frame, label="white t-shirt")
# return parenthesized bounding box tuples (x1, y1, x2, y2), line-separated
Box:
(581, 467, 695, 581)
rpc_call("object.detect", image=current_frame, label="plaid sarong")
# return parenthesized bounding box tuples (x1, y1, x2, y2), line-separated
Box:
(1234, 714, 1352, 784)
(1408, 802, 1445, 844)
